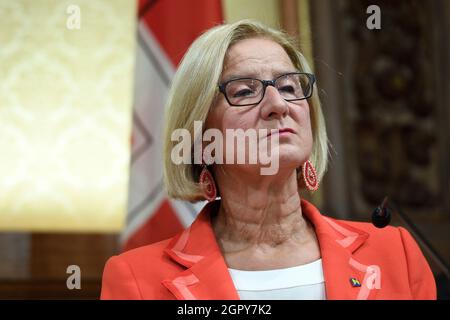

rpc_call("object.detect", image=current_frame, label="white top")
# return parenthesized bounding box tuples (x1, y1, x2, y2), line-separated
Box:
(228, 259, 326, 300)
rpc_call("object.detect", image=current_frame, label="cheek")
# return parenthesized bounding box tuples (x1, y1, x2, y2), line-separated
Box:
(210, 105, 258, 132)
(222, 111, 256, 131)
(205, 103, 224, 131)
(289, 101, 312, 131)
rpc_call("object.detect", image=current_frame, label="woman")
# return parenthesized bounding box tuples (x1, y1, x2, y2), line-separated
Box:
(101, 20, 436, 300)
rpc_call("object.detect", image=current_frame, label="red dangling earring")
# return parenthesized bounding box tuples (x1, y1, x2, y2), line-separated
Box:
(301, 160, 319, 192)
(199, 165, 217, 202)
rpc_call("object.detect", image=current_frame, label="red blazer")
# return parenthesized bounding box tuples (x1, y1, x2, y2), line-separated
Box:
(101, 200, 436, 300)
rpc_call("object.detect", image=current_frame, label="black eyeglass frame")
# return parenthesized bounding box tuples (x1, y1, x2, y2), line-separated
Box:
(218, 72, 316, 107)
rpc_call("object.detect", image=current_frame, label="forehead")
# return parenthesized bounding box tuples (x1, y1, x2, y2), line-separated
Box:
(221, 37, 295, 81)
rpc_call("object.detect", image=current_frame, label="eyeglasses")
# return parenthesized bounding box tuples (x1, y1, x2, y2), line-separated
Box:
(218, 72, 315, 107)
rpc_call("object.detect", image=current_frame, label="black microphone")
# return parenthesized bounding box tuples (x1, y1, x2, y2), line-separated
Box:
(371, 196, 449, 280)
(371, 196, 391, 228)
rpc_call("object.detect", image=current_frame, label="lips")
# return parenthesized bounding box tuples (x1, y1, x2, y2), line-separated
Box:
(267, 128, 296, 137)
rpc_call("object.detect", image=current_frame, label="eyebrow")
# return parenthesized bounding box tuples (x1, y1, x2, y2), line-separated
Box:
(220, 69, 299, 83)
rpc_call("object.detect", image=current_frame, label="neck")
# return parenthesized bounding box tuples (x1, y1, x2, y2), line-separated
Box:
(212, 167, 311, 250)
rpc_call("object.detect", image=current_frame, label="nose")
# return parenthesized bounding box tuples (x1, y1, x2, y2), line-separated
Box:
(260, 85, 289, 120)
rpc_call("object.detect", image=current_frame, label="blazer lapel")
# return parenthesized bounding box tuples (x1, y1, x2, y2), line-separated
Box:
(317, 232, 368, 299)
(301, 200, 380, 300)
(162, 201, 239, 300)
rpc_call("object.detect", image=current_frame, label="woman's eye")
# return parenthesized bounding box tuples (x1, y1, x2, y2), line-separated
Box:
(279, 85, 295, 93)
(233, 88, 254, 97)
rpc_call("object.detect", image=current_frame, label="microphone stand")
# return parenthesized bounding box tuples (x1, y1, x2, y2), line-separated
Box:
(373, 197, 449, 280)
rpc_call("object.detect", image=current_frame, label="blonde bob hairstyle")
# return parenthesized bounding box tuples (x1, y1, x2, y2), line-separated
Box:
(163, 19, 328, 202)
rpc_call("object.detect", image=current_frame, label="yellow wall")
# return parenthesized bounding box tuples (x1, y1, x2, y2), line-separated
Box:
(0, 0, 136, 232)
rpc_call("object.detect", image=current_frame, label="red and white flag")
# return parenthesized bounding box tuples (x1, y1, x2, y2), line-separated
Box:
(121, 0, 223, 252)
